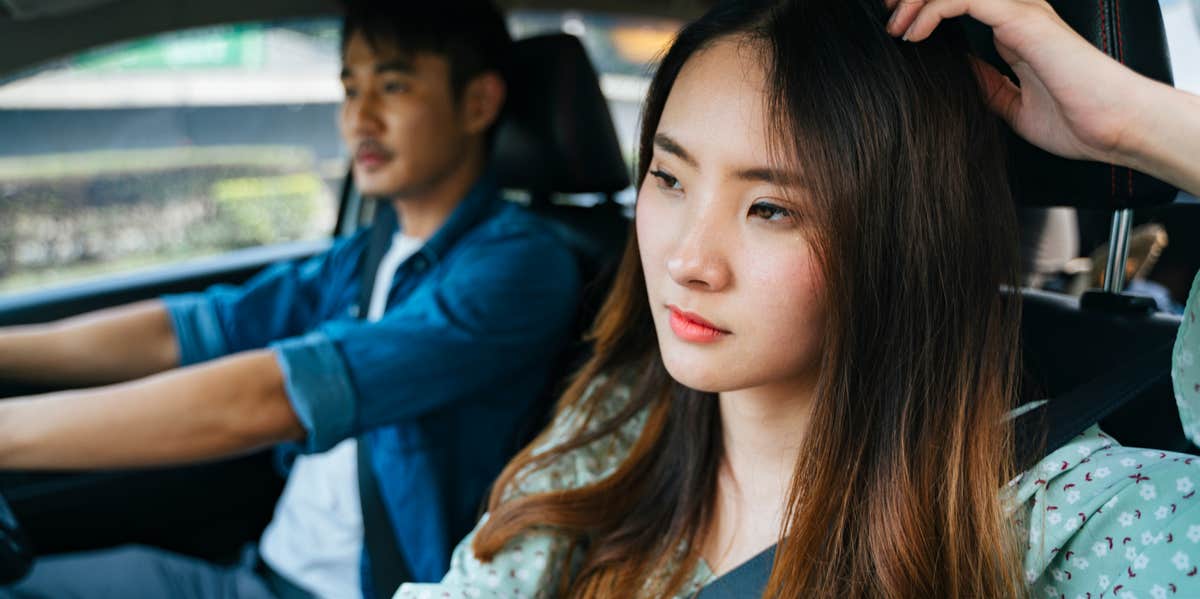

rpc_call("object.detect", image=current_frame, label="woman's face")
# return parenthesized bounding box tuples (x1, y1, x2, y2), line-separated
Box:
(637, 38, 826, 397)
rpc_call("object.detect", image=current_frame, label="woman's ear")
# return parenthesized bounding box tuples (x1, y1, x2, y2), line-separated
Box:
(460, 72, 507, 136)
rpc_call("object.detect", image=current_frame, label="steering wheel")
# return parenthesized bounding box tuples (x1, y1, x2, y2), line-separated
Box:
(0, 491, 32, 584)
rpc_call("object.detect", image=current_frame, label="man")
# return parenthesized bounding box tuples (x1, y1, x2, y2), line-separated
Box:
(0, 1, 581, 597)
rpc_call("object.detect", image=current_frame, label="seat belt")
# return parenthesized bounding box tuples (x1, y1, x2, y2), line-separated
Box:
(353, 202, 413, 599)
(693, 339, 1176, 596)
(1013, 338, 1177, 468)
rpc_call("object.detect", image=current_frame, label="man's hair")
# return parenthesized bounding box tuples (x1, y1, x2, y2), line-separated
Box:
(340, 0, 514, 101)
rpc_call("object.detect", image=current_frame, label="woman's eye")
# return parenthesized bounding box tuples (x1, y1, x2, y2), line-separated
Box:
(649, 169, 681, 191)
(343, 87, 359, 99)
(748, 201, 793, 223)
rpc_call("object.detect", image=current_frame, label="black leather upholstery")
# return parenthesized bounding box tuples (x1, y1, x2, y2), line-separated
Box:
(966, 0, 1178, 209)
(1019, 289, 1190, 453)
(491, 33, 631, 311)
(493, 34, 631, 195)
(488, 33, 633, 451)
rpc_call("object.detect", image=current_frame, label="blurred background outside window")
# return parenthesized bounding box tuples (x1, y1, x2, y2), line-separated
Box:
(0, 12, 680, 297)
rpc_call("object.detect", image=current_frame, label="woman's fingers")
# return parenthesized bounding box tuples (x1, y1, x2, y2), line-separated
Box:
(971, 57, 1021, 128)
(886, 0, 927, 36)
(888, 0, 1043, 42)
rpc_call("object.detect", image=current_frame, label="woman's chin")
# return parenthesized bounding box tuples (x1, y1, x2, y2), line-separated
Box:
(660, 352, 743, 394)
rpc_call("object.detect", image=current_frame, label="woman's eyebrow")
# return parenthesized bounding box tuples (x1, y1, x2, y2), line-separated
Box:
(735, 166, 803, 186)
(653, 133, 697, 167)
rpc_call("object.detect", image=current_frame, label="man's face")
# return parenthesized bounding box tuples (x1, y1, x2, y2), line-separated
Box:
(339, 32, 470, 198)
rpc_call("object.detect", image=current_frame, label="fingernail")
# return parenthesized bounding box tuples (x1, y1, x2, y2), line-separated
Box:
(901, 24, 914, 41)
(887, 9, 899, 31)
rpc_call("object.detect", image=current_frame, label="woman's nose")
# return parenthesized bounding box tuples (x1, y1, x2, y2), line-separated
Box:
(665, 218, 732, 292)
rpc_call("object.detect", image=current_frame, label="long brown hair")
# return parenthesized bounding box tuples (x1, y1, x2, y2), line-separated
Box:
(474, 1, 1025, 597)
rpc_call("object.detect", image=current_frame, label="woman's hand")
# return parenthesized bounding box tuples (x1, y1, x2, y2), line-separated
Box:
(888, 0, 1136, 164)
(885, 0, 1200, 197)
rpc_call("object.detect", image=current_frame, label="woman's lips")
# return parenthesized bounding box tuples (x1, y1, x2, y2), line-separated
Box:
(667, 305, 730, 343)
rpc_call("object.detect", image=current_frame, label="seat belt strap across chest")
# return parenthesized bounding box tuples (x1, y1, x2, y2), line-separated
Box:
(354, 202, 412, 599)
(1013, 338, 1176, 468)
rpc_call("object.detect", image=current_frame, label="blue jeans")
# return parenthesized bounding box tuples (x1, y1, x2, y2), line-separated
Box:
(0, 545, 279, 599)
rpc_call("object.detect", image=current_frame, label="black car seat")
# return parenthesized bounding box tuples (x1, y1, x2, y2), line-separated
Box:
(493, 33, 632, 412)
(493, 33, 634, 448)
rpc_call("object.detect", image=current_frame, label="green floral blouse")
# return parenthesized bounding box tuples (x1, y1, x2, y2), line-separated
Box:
(397, 273, 1200, 599)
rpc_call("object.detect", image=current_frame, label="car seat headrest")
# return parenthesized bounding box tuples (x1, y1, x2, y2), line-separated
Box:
(493, 34, 631, 195)
(967, 0, 1178, 210)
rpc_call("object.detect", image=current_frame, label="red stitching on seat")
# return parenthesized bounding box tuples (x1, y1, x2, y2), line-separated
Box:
(1098, 0, 1108, 53)
(1099, 0, 1116, 203)
(1114, 0, 1135, 199)
(1115, 0, 1125, 62)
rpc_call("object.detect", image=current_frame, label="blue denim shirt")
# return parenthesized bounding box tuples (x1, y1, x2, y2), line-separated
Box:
(162, 174, 581, 589)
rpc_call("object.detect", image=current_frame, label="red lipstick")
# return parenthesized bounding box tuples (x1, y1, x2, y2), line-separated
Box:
(667, 305, 730, 343)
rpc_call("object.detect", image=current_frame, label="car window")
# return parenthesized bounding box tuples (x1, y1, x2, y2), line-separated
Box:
(0, 12, 678, 299)
(1164, 0, 1200, 94)
(1162, 0, 1199, 202)
(0, 19, 344, 297)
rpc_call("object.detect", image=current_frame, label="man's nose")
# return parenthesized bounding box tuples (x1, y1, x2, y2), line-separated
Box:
(342, 92, 382, 138)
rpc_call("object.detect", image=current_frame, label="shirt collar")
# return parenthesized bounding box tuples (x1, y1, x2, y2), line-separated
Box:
(412, 168, 499, 264)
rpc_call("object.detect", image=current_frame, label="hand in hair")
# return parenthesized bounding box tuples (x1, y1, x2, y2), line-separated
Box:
(885, 0, 1200, 197)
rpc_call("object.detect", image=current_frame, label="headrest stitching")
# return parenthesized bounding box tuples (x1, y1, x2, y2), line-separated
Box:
(1098, 0, 1117, 206)
(1114, 0, 1135, 201)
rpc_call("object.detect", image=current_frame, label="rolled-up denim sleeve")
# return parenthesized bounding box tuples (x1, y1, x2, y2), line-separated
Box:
(162, 293, 231, 366)
(274, 225, 581, 453)
(161, 238, 357, 366)
(271, 331, 359, 453)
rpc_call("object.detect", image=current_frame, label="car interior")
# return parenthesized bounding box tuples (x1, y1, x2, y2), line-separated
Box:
(0, 0, 1196, 590)
(972, 2, 1193, 457)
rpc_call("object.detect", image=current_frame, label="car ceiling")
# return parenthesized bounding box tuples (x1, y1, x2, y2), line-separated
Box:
(0, 0, 714, 80)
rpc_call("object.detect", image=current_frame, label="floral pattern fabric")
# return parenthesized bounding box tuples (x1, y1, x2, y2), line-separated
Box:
(1173, 272, 1200, 447)
(396, 272, 1200, 599)
(1017, 426, 1200, 598)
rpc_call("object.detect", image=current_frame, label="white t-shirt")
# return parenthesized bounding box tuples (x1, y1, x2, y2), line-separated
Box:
(259, 232, 423, 599)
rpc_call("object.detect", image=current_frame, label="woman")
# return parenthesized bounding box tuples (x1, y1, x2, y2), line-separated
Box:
(398, 0, 1200, 597)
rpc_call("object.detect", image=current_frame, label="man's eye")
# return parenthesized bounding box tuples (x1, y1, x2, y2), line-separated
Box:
(649, 169, 681, 191)
(382, 81, 408, 93)
(748, 201, 793, 222)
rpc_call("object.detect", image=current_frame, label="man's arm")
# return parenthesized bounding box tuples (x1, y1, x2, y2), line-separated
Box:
(274, 227, 582, 454)
(0, 349, 304, 470)
(0, 300, 179, 388)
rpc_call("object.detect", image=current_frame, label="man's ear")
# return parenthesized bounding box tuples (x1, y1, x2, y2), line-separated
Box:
(460, 72, 506, 135)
